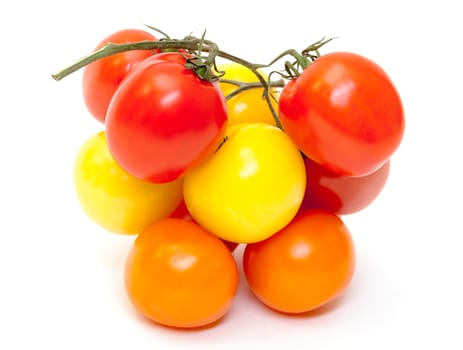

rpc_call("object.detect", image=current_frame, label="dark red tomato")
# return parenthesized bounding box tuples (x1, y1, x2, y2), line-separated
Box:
(170, 200, 239, 252)
(301, 157, 390, 215)
(105, 59, 228, 183)
(82, 29, 158, 123)
(279, 52, 405, 177)
(170, 199, 195, 222)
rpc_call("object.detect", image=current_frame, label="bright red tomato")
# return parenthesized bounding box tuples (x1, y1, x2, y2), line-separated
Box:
(301, 157, 390, 215)
(105, 58, 228, 183)
(279, 52, 405, 177)
(243, 210, 355, 314)
(124, 218, 239, 328)
(82, 29, 158, 123)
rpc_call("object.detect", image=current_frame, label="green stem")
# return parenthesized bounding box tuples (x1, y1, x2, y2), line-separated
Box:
(220, 78, 285, 100)
(284, 60, 301, 78)
(211, 47, 282, 128)
(52, 37, 283, 127)
(266, 49, 310, 70)
(52, 39, 208, 81)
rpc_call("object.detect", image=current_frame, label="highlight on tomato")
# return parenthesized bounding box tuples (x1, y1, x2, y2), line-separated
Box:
(105, 56, 228, 183)
(301, 156, 391, 215)
(243, 209, 356, 314)
(73, 131, 183, 234)
(279, 51, 405, 177)
(124, 218, 239, 328)
(82, 29, 158, 123)
(183, 122, 306, 244)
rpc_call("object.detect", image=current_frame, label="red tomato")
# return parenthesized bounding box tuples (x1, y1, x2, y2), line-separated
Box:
(243, 210, 355, 313)
(279, 52, 405, 177)
(82, 29, 158, 123)
(170, 199, 195, 222)
(105, 59, 228, 183)
(131, 51, 191, 71)
(301, 157, 390, 215)
(124, 218, 239, 328)
(170, 200, 239, 252)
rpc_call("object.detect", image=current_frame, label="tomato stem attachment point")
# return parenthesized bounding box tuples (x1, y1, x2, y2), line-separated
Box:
(266, 37, 335, 79)
(51, 34, 284, 127)
(51, 29, 332, 129)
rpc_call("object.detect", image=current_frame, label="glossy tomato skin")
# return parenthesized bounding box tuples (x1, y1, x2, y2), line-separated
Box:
(279, 52, 405, 177)
(105, 59, 228, 183)
(82, 29, 157, 123)
(243, 210, 355, 313)
(301, 157, 390, 215)
(217, 62, 278, 126)
(124, 218, 239, 328)
(183, 123, 306, 244)
(73, 131, 183, 234)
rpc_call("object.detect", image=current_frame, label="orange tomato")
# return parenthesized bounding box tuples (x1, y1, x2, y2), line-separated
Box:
(124, 218, 239, 328)
(243, 210, 355, 313)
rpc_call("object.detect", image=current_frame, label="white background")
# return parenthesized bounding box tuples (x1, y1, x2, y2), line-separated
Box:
(1, 1, 462, 349)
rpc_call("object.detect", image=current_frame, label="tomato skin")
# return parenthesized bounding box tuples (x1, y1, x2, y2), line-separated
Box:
(170, 200, 239, 252)
(124, 218, 239, 328)
(73, 131, 183, 234)
(301, 157, 390, 215)
(131, 51, 190, 71)
(105, 59, 228, 183)
(183, 123, 306, 244)
(243, 210, 355, 313)
(217, 63, 278, 126)
(279, 52, 405, 177)
(82, 29, 157, 123)
(170, 199, 195, 222)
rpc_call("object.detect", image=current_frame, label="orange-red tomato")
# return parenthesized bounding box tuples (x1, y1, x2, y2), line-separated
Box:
(279, 52, 405, 177)
(243, 210, 355, 313)
(124, 218, 239, 328)
(82, 29, 158, 123)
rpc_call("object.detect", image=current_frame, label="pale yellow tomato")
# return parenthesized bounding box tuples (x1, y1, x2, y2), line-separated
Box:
(74, 131, 183, 234)
(217, 62, 279, 126)
(183, 123, 306, 243)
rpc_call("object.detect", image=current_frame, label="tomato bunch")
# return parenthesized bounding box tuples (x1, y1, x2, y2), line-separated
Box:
(57, 27, 405, 329)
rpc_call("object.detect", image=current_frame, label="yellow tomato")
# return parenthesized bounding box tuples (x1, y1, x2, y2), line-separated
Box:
(74, 131, 183, 234)
(217, 62, 279, 126)
(183, 123, 306, 243)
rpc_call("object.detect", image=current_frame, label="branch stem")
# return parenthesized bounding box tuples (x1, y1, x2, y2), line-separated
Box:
(221, 79, 285, 100)
(51, 37, 283, 127)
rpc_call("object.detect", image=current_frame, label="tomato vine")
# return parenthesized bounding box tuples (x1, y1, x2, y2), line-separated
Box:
(52, 28, 332, 128)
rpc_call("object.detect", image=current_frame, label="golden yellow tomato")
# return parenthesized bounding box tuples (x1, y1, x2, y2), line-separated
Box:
(74, 131, 183, 234)
(183, 123, 306, 243)
(217, 62, 279, 126)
